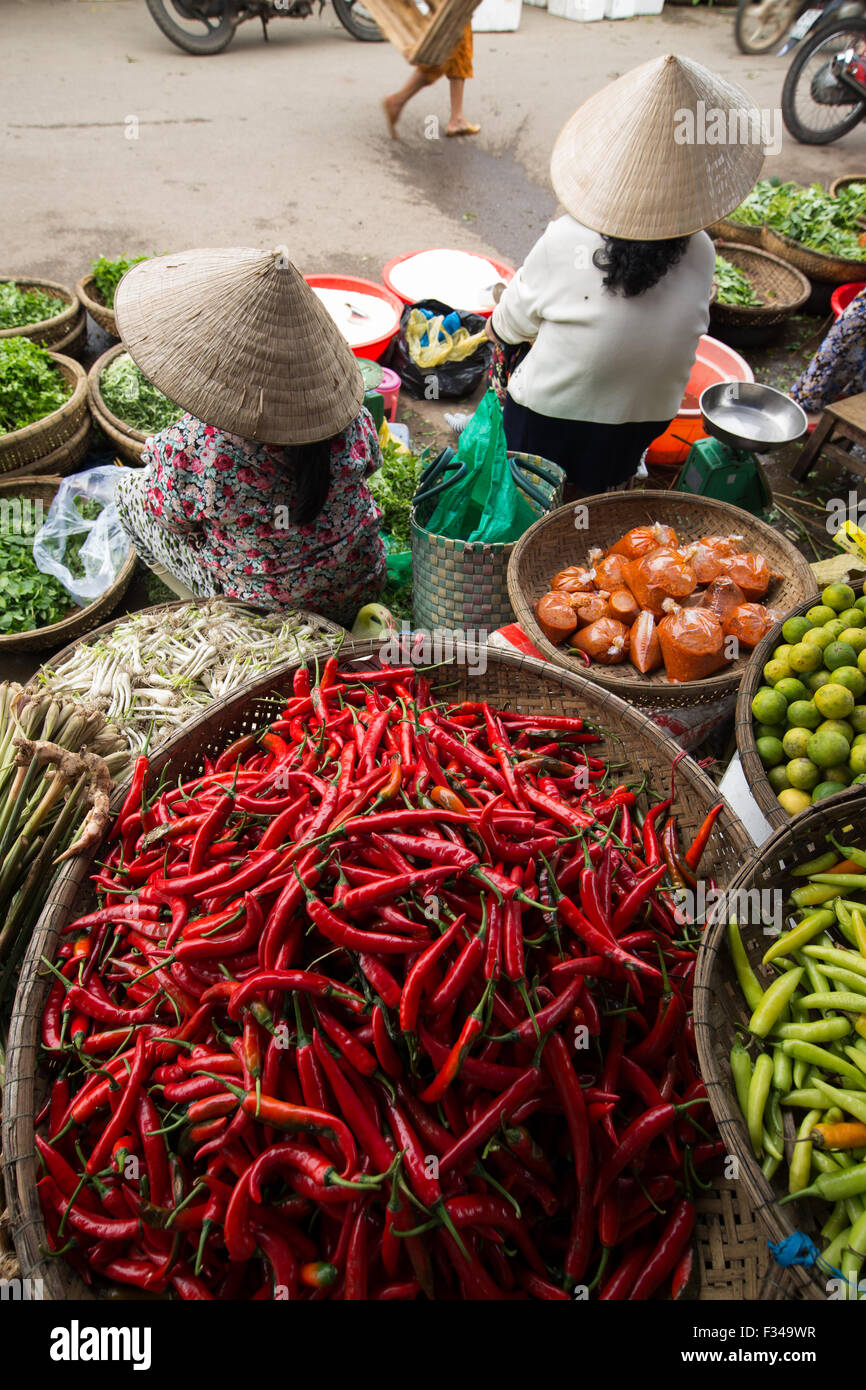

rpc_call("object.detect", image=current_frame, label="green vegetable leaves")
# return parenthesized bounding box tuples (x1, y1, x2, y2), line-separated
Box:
(730, 180, 866, 261)
(90, 255, 149, 308)
(0, 282, 67, 331)
(100, 352, 183, 435)
(0, 337, 70, 436)
(714, 256, 761, 307)
(0, 500, 75, 633)
(368, 436, 424, 551)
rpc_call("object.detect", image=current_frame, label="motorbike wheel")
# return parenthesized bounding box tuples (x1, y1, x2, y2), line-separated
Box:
(145, 0, 237, 54)
(332, 0, 384, 41)
(782, 17, 866, 144)
(734, 0, 797, 54)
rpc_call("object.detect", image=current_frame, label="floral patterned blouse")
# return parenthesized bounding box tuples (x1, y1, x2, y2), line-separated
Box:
(791, 289, 866, 413)
(134, 409, 386, 624)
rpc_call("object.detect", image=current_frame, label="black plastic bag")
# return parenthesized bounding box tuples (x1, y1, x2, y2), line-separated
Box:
(389, 298, 493, 401)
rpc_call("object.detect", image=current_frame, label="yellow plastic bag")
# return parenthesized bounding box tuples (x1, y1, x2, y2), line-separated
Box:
(405, 309, 488, 369)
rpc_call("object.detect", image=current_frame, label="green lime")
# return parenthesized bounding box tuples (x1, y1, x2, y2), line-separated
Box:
(782, 727, 814, 759)
(812, 781, 844, 803)
(823, 583, 857, 612)
(802, 627, 834, 651)
(828, 666, 866, 699)
(773, 644, 794, 664)
(859, 649, 866, 676)
(849, 743, 866, 775)
(768, 764, 793, 792)
(788, 643, 823, 674)
(786, 757, 820, 792)
(782, 615, 813, 644)
(839, 608, 865, 629)
(806, 605, 836, 627)
(856, 595, 866, 613)
(774, 677, 810, 704)
(814, 684, 856, 720)
(763, 659, 792, 685)
(817, 719, 854, 743)
(807, 670, 834, 693)
(824, 641, 858, 671)
(824, 764, 852, 786)
(779, 788, 812, 815)
(757, 736, 785, 768)
(825, 620, 847, 642)
(755, 720, 785, 738)
(786, 700, 821, 730)
(851, 707, 866, 735)
(806, 729, 852, 768)
(840, 628, 866, 654)
(853, 772, 866, 785)
(852, 732, 866, 748)
(752, 688, 788, 725)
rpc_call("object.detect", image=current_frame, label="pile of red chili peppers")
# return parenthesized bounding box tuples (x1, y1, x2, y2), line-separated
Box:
(36, 658, 726, 1300)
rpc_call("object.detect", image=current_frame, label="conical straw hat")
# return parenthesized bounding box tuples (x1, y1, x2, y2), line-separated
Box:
(551, 54, 765, 240)
(114, 247, 365, 445)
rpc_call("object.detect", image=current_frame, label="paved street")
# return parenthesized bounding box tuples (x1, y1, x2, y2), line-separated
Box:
(4, 0, 863, 285)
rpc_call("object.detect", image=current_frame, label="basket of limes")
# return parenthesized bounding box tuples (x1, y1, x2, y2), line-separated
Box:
(736, 581, 866, 828)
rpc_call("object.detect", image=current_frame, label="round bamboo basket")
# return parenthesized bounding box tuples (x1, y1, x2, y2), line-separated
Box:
(0, 352, 90, 477)
(0, 277, 86, 359)
(707, 216, 764, 248)
(507, 492, 819, 712)
(694, 789, 866, 1302)
(88, 344, 150, 465)
(711, 243, 810, 333)
(830, 174, 866, 199)
(74, 274, 117, 338)
(4, 639, 767, 1300)
(735, 590, 866, 831)
(0, 475, 136, 654)
(761, 225, 866, 287)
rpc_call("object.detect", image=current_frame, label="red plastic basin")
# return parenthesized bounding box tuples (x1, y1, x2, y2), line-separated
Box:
(645, 336, 755, 469)
(304, 275, 403, 361)
(831, 281, 866, 321)
(382, 248, 515, 318)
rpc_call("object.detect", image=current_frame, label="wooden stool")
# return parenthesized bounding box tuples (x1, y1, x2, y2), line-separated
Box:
(791, 393, 866, 482)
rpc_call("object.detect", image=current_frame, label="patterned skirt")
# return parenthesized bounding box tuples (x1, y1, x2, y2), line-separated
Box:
(790, 289, 866, 412)
(115, 470, 218, 600)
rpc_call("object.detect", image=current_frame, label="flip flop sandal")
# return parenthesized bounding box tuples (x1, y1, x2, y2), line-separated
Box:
(446, 123, 481, 137)
(383, 98, 400, 140)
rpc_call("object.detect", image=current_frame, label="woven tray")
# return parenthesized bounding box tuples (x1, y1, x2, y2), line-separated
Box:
(74, 274, 117, 338)
(4, 638, 755, 1300)
(87, 344, 148, 465)
(695, 789, 866, 1302)
(507, 492, 819, 712)
(0, 476, 136, 654)
(708, 216, 764, 248)
(0, 277, 86, 358)
(712, 243, 811, 329)
(0, 352, 90, 477)
(761, 225, 866, 288)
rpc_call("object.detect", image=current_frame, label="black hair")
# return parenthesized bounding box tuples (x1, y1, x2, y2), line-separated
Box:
(282, 438, 333, 526)
(592, 234, 690, 298)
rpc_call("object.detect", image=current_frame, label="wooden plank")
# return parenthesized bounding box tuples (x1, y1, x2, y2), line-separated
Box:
(357, 0, 425, 58)
(410, 0, 481, 65)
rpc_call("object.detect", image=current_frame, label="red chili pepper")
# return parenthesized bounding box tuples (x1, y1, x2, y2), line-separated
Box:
(684, 801, 724, 872)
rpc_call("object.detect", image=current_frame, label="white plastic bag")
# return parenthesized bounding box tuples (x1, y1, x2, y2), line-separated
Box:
(32, 466, 134, 607)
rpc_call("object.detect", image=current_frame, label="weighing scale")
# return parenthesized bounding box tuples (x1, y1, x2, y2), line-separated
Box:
(674, 381, 809, 515)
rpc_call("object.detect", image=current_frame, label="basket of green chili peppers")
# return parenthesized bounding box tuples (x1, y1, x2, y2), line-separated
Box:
(696, 787, 866, 1301)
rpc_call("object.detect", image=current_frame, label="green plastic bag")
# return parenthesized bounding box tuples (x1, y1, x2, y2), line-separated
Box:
(425, 390, 537, 544)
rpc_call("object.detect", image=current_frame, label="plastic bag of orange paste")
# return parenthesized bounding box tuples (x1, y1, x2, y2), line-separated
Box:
(680, 542, 725, 585)
(629, 610, 663, 674)
(700, 575, 746, 624)
(593, 553, 631, 591)
(722, 552, 771, 600)
(609, 523, 679, 560)
(551, 566, 596, 596)
(625, 548, 697, 618)
(571, 617, 629, 664)
(608, 587, 640, 626)
(535, 592, 577, 645)
(723, 603, 776, 649)
(698, 533, 744, 557)
(572, 592, 611, 627)
(658, 603, 729, 682)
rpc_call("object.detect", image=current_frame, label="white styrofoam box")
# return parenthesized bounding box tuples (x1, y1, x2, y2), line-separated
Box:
(634, 0, 664, 12)
(472, 0, 522, 29)
(524, 0, 547, 7)
(548, 0, 604, 19)
(604, 0, 635, 16)
(719, 752, 775, 846)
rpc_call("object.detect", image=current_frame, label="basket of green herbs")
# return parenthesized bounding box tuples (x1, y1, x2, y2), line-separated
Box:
(710, 243, 810, 345)
(0, 340, 91, 478)
(88, 344, 184, 462)
(724, 180, 866, 282)
(0, 476, 136, 653)
(75, 255, 149, 338)
(0, 278, 85, 359)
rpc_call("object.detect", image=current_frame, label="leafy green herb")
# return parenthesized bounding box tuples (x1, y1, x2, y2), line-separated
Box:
(380, 578, 413, 625)
(0, 282, 67, 330)
(64, 498, 103, 580)
(368, 436, 424, 551)
(90, 255, 149, 307)
(100, 352, 183, 434)
(729, 180, 866, 260)
(714, 255, 761, 307)
(0, 502, 75, 633)
(0, 337, 70, 436)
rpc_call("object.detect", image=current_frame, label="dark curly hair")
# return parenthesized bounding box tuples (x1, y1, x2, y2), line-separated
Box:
(592, 235, 691, 298)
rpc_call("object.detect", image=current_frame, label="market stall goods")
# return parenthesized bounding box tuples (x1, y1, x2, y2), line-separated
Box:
(0, 345, 90, 479)
(9, 647, 750, 1300)
(0, 278, 86, 359)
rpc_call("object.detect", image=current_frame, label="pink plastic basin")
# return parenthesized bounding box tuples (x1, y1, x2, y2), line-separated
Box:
(304, 275, 403, 361)
(646, 336, 755, 469)
(831, 281, 866, 320)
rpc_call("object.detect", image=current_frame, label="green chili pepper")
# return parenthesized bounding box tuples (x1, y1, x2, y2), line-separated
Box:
(827, 837, 866, 872)
(762, 1152, 782, 1181)
(821, 1200, 849, 1242)
(800, 992, 866, 1014)
(781, 1089, 827, 1108)
(774, 1017, 852, 1043)
(789, 1109, 822, 1196)
(781, 1041, 866, 1091)
(802, 943, 866, 980)
(747, 1054, 774, 1157)
(728, 920, 763, 1012)
(749, 967, 804, 1038)
(731, 1039, 753, 1116)
(806, 874, 866, 890)
(763, 909, 835, 965)
(773, 1045, 793, 1095)
(790, 883, 843, 909)
(813, 1077, 866, 1125)
(820, 1224, 853, 1274)
(792, 851, 839, 877)
(780, 1158, 866, 1203)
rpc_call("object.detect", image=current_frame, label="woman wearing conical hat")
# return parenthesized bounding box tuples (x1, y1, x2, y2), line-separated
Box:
(487, 55, 765, 495)
(113, 248, 386, 626)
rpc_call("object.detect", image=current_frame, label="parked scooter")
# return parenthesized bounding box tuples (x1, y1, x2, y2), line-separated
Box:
(146, 0, 382, 55)
(734, 0, 825, 56)
(781, 0, 866, 144)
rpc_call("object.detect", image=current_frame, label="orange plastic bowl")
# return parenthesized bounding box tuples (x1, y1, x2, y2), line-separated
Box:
(645, 336, 755, 469)
(831, 281, 866, 321)
(382, 248, 515, 318)
(304, 275, 403, 362)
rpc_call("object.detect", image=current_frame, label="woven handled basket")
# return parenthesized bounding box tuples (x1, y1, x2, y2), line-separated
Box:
(711, 242, 811, 333)
(507, 492, 818, 713)
(74, 274, 118, 339)
(0, 352, 91, 478)
(87, 343, 174, 466)
(695, 788, 866, 1302)
(0, 277, 86, 359)
(708, 216, 764, 248)
(761, 226, 866, 288)
(3, 639, 777, 1301)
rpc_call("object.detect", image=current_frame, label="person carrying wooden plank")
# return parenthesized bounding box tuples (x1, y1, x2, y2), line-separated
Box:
(383, 25, 480, 139)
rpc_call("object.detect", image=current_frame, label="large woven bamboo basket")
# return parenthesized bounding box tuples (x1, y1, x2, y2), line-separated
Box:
(830, 174, 866, 199)
(0, 352, 90, 477)
(4, 639, 768, 1301)
(0, 476, 136, 654)
(74, 274, 117, 339)
(695, 789, 866, 1302)
(87, 344, 149, 465)
(707, 216, 764, 248)
(711, 243, 810, 333)
(761, 225, 866, 287)
(507, 492, 819, 712)
(0, 277, 86, 359)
